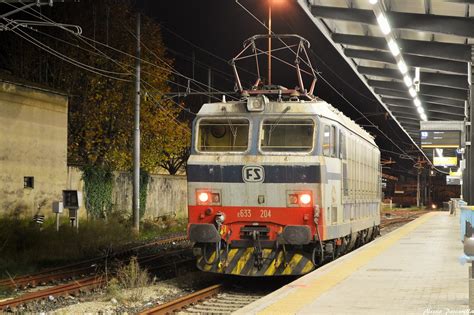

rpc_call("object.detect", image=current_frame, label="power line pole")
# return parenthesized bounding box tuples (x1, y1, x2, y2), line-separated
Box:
(208, 68, 212, 103)
(133, 13, 141, 233)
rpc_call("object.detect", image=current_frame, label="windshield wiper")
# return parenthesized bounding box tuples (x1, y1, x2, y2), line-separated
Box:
(268, 106, 290, 144)
(221, 107, 238, 147)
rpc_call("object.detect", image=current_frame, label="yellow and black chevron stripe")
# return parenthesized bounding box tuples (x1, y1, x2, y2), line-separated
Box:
(196, 247, 315, 276)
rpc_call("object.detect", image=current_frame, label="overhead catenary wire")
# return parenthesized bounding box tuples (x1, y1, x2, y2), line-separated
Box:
(7, 1, 238, 104)
(4, 17, 195, 117)
(121, 22, 239, 102)
(4, 4, 225, 114)
(2, 3, 196, 128)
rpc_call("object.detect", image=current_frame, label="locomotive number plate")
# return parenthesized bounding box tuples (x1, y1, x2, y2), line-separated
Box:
(237, 209, 272, 218)
(237, 209, 252, 218)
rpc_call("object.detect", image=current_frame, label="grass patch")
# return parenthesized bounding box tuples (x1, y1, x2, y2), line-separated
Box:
(0, 216, 187, 278)
(107, 257, 151, 302)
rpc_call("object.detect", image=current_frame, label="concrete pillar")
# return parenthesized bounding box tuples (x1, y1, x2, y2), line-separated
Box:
(470, 265, 474, 310)
(466, 49, 473, 203)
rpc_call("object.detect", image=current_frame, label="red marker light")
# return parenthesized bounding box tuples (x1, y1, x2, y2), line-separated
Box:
(198, 192, 209, 203)
(299, 193, 311, 205)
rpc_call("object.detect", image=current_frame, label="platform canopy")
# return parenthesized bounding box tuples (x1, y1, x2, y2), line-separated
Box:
(297, 0, 473, 151)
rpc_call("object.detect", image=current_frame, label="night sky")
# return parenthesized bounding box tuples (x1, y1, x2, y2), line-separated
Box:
(0, 0, 420, 177)
(139, 0, 417, 177)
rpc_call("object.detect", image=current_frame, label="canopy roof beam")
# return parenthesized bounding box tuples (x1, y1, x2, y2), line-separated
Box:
(311, 5, 474, 38)
(381, 97, 464, 111)
(345, 48, 467, 74)
(333, 33, 471, 62)
(368, 79, 468, 101)
(358, 66, 469, 90)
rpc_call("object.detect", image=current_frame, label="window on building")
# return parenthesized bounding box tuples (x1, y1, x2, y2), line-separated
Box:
(24, 176, 34, 189)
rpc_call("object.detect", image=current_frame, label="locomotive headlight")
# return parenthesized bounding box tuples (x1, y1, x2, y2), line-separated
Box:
(196, 190, 221, 205)
(299, 193, 312, 205)
(287, 191, 313, 206)
(198, 192, 210, 203)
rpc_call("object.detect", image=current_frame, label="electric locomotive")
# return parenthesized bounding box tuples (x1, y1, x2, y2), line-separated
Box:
(187, 35, 381, 276)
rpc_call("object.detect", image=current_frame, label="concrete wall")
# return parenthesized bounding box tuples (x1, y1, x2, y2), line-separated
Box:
(67, 167, 187, 219)
(0, 80, 68, 217)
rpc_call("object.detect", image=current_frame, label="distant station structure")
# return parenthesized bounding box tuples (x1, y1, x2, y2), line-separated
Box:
(298, 0, 473, 202)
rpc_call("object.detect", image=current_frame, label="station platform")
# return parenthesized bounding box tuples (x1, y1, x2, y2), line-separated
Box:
(236, 212, 468, 314)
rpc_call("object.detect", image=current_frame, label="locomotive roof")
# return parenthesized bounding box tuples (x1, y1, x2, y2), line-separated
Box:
(198, 99, 376, 146)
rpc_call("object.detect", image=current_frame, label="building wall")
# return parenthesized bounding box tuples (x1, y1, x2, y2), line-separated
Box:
(112, 172, 188, 219)
(67, 167, 188, 219)
(0, 81, 68, 217)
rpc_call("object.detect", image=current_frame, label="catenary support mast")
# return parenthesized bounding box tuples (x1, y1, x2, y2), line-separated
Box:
(133, 13, 141, 232)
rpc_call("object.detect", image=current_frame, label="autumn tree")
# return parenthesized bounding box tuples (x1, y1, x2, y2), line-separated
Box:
(0, 0, 190, 173)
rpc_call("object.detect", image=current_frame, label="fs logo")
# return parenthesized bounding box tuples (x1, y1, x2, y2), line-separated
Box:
(242, 165, 265, 183)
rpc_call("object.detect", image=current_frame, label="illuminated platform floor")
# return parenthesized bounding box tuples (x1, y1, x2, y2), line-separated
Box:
(236, 212, 468, 315)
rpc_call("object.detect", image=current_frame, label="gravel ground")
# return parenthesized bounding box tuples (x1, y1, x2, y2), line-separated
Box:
(52, 271, 222, 314)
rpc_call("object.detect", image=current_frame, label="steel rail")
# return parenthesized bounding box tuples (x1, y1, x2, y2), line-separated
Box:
(139, 284, 224, 315)
(0, 276, 104, 311)
(0, 234, 187, 290)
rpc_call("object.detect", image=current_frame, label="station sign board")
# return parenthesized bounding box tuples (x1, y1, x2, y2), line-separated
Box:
(420, 131, 461, 149)
(446, 176, 461, 185)
(450, 170, 462, 177)
(433, 156, 458, 166)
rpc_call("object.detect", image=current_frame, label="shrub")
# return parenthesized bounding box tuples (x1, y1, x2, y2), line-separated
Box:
(116, 257, 150, 301)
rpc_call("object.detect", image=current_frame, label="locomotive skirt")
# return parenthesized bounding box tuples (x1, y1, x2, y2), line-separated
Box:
(196, 246, 315, 276)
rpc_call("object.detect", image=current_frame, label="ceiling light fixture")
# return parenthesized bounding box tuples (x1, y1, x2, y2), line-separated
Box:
(417, 106, 425, 114)
(420, 113, 427, 121)
(369, 0, 378, 4)
(409, 87, 416, 97)
(403, 75, 412, 87)
(414, 98, 421, 107)
(397, 60, 408, 74)
(387, 39, 400, 56)
(376, 14, 391, 35)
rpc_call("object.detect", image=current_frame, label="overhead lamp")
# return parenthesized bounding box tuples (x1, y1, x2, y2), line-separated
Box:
(420, 113, 427, 121)
(414, 98, 421, 107)
(369, 0, 378, 4)
(417, 106, 425, 114)
(408, 87, 416, 97)
(403, 75, 412, 87)
(376, 14, 391, 35)
(397, 60, 408, 74)
(387, 39, 400, 56)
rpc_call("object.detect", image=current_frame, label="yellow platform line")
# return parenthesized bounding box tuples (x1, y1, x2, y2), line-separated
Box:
(258, 212, 439, 315)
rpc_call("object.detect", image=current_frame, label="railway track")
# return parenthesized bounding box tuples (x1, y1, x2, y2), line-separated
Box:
(380, 211, 429, 229)
(0, 234, 188, 290)
(140, 284, 266, 315)
(0, 235, 192, 312)
(0, 249, 195, 312)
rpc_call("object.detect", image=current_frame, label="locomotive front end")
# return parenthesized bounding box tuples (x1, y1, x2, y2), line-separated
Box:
(187, 101, 321, 276)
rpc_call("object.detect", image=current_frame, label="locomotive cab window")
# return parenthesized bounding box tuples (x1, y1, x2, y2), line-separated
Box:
(260, 118, 315, 152)
(197, 118, 250, 152)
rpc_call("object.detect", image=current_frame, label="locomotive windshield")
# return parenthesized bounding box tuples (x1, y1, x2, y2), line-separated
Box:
(260, 118, 315, 152)
(197, 118, 250, 152)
